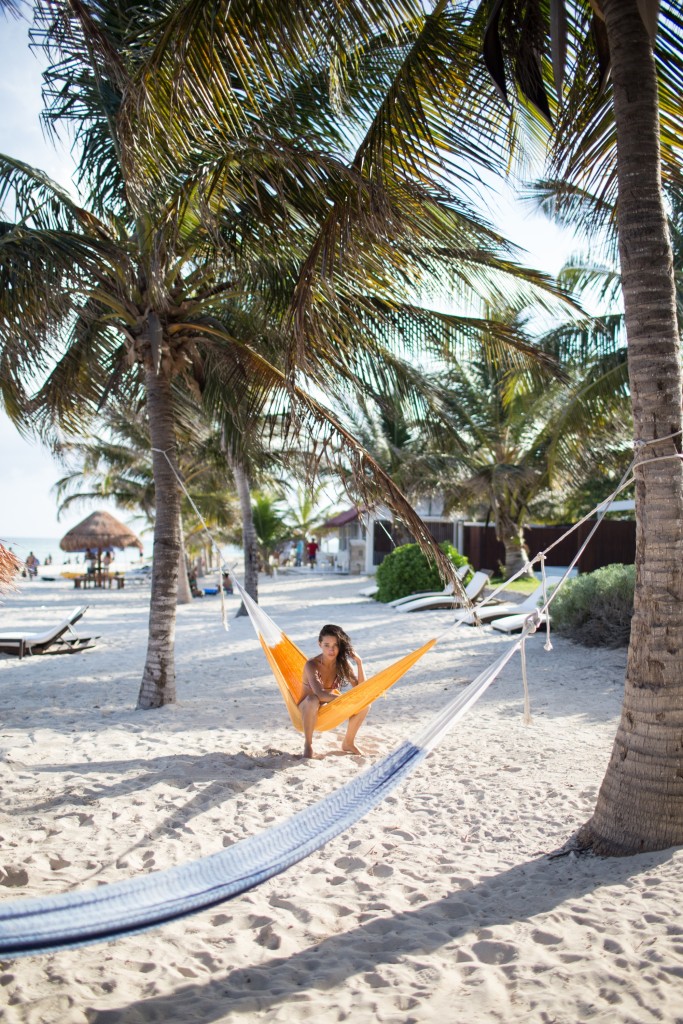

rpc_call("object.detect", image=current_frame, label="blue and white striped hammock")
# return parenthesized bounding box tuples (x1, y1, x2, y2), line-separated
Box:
(0, 634, 527, 958)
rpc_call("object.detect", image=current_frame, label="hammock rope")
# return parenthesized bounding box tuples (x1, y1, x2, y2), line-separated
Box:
(2, 436, 676, 957)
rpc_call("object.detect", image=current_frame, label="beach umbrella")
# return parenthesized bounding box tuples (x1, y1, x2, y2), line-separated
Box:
(0, 542, 22, 590)
(59, 511, 143, 569)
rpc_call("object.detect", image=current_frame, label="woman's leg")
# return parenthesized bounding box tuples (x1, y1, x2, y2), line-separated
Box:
(300, 695, 320, 758)
(342, 705, 370, 754)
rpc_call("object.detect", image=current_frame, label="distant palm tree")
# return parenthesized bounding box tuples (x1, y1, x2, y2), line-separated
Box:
(438, 346, 631, 577)
(251, 492, 289, 572)
(281, 483, 335, 542)
(54, 403, 240, 596)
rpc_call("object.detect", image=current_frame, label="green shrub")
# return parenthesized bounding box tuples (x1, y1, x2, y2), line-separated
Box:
(374, 542, 470, 603)
(551, 563, 635, 647)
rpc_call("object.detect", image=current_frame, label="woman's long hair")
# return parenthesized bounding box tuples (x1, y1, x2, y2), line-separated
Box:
(318, 624, 355, 683)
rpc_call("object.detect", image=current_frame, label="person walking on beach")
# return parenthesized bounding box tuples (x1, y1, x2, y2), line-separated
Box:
(24, 551, 39, 579)
(299, 624, 368, 759)
(306, 536, 319, 569)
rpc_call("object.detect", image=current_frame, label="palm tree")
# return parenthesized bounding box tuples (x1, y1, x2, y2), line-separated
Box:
(54, 407, 157, 527)
(55, 406, 239, 545)
(281, 482, 335, 542)
(251, 491, 289, 572)
(471, 0, 683, 853)
(438, 348, 631, 577)
(54, 403, 240, 597)
(47, 0, 683, 854)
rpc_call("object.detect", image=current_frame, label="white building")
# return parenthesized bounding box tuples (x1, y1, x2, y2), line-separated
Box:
(321, 497, 462, 575)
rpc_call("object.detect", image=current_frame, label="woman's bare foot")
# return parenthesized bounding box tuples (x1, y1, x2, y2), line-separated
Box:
(303, 742, 314, 758)
(341, 742, 364, 755)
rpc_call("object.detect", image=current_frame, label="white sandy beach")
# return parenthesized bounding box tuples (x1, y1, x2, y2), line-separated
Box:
(0, 570, 681, 1024)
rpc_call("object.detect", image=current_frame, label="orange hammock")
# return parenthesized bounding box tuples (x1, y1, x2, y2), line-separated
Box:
(231, 576, 437, 733)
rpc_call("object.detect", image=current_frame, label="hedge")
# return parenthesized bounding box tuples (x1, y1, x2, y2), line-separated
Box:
(374, 542, 470, 603)
(550, 563, 635, 647)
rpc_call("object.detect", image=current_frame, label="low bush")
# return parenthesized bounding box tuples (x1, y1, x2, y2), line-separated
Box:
(374, 542, 470, 603)
(551, 563, 635, 647)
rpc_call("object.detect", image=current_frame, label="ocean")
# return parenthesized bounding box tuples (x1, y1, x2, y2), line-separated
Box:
(3, 535, 243, 569)
(3, 535, 151, 567)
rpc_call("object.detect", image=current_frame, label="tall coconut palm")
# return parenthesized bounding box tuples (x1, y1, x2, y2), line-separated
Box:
(470, 0, 683, 854)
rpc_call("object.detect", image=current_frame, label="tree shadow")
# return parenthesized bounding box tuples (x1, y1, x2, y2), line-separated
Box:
(13, 750, 304, 850)
(85, 844, 673, 1022)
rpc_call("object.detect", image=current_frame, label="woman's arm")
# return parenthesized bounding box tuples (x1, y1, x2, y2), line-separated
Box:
(350, 653, 365, 687)
(302, 660, 338, 702)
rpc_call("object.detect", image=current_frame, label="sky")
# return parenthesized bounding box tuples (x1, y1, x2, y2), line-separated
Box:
(0, 12, 580, 543)
(0, 15, 131, 542)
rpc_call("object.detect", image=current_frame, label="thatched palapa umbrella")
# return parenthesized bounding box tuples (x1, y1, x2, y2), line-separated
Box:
(0, 542, 22, 590)
(60, 511, 143, 570)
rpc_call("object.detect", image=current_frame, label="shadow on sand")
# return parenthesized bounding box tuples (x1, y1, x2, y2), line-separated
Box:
(81, 843, 673, 1022)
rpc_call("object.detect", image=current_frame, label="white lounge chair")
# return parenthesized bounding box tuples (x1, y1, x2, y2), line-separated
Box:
(462, 579, 560, 625)
(0, 606, 96, 659)
(358, 584, 379, 598)
(490, 609, 549, 633)
(395, 571, 490, 613)
(388, 565, 470, 608)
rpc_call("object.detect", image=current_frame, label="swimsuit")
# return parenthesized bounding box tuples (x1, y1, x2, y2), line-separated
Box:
(301, 666, 342, 702)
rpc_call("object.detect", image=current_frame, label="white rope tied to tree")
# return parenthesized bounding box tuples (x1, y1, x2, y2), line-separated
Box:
(520, 633, 531, 725)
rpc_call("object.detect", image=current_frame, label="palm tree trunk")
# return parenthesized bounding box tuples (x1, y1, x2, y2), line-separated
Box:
(225, 449, 259, 614)
(577, 0, 683, 854)
(493, 507, 532, 579)
(137, 366, 181, 708)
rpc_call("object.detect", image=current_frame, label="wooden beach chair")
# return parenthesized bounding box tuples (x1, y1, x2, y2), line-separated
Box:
(0, 606, 97, 659)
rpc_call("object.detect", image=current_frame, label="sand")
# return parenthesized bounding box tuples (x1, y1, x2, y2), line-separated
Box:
(1, 570, 682, 1024)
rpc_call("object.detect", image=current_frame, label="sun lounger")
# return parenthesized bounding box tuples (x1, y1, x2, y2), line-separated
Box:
(388, 565, 470, 608)
(490, 610, 549, 633)
(358, 584, 379, 598)
(462, 579, 561, 625)
(395, 571, 491, 612)
(0, 606, 97, 658)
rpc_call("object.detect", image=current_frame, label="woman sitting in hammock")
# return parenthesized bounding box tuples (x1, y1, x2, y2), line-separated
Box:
(300, 624, 368, 759)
